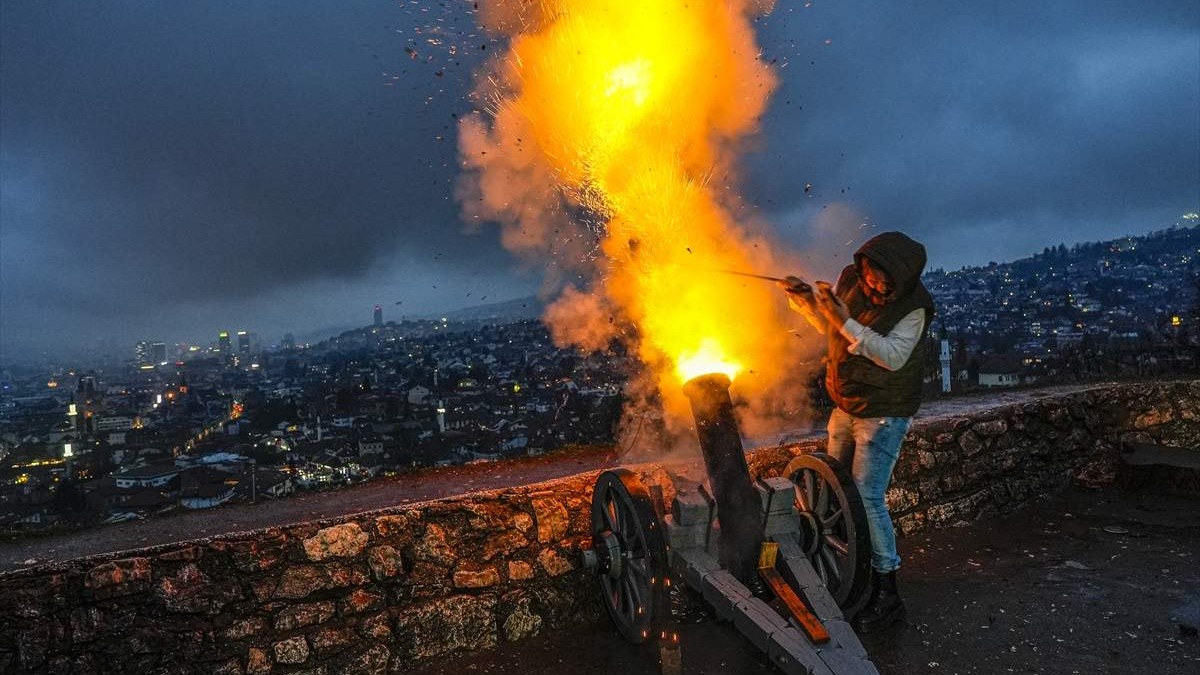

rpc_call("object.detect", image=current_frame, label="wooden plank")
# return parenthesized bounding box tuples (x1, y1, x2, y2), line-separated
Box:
(759, 543, 830, 644)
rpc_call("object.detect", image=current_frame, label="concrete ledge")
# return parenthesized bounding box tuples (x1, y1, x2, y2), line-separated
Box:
(0, 380, 1196, 673)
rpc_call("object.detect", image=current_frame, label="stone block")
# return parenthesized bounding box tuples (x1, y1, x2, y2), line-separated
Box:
(341, 588, 384, 614)
(916, 450, 937, 469)
(671, 488, 713, 527)
(501, 597, 543, 642)
(507, 560, 535, 581)
(757, 477, 797, 515)
(359, 612, 393, 640)
(273, 636, 309, 665)
(222, 617, 267, 641)
(663, 514, 708, 551)
(768, 627, 835, 675)
(366, 545, 404, 580)
(453, 567, 501, 589)
(733, 597, 789, 653)
(815, 645, 880, 675)
(274, 566, 329, 600)
(510, 512, 534, 533)
(972, 418, 1008, 437)
(325, 562, 370, 589)
(303, 523, 369, 562)
(959, 430, 984, 457)
(373, 513, 416, 539)
(536, 548, 574, 577)
(274, 601, 335, 631)
(700, 570, 750, 621)
(531, 497, 570, 543)
(394, 595, 498, 660)
(823, 619, 867, 658)
(764, 512, 803, 538)
(85, 558, 151, 596)
(342, 644, 390, 675)
(411, 523, 456, 565)
(309, 627, 356, 655)
(674, 548, 720, 591)
(483, 530, 529, 560)
(885, 486, 919, 512)
(246, 647, 271, 674)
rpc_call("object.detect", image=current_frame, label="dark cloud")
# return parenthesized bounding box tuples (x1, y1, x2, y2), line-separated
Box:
(1, 1, 528, 358)
(748, 0, 1199, 268)
(2, 0, 1197, 360)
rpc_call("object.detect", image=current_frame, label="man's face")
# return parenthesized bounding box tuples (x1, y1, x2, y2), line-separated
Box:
(860, 259, 895, 305)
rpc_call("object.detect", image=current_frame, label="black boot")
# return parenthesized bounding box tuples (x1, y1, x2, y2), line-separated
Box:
(853, 571, 906, 633)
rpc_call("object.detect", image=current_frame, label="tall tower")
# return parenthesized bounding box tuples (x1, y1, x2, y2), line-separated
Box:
(237, 330, 250, 355)
(940, 340, 952, 394)
(218, 331, 231, 355)
(373, 305, 383, 328)
(135, 340, 152, 366)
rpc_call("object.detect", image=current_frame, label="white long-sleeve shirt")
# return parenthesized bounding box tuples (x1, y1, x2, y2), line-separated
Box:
(791, 299, 926, 371)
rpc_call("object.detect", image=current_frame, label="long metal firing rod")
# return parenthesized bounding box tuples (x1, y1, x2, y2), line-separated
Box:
(718, 269, 788, 284)
(717, 269, 814, 292)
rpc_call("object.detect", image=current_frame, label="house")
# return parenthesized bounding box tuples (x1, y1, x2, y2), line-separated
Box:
(977, 355, 1024, 388)
(113, 461, 180, 489)
(179, 466, 236, 509)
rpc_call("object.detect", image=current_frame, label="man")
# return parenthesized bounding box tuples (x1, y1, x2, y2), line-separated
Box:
(781, 231, 935, 633)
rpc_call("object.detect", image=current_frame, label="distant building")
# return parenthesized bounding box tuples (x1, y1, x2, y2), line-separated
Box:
(134, 340, 152, 365)
(281, 333, 296, 351)
(218, 331, 231, 355)
(237, 330, 250, 356)
(150, 342, 168, 365)
(978, 356, 1023, 388)
(94, 416, 133, 432)
(113, 461, 180, 489)
(374, 305, 383, 328)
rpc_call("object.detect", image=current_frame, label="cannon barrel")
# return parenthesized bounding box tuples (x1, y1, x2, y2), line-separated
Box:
(681, 373, 764, 584)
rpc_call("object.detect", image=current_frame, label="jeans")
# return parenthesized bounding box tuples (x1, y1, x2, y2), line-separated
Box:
(827, 407, 910, 573)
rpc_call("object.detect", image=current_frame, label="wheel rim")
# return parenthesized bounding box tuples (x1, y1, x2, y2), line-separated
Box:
(784, 452, 872, 610)
(589, 469, 667, 644)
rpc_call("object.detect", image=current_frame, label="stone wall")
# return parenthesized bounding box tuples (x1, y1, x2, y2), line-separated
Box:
(1, 380, 1196, 674)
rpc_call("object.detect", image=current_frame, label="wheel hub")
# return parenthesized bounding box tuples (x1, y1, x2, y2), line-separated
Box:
(591, 530, 624, 579)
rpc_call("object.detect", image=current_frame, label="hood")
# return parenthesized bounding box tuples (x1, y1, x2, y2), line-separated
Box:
(853, 231, 927, 296)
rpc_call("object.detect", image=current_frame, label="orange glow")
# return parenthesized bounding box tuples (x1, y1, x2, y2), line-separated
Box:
(462, 0, 800, 419)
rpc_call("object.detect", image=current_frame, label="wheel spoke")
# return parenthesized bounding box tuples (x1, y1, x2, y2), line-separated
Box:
(824, 533, 849, 556)
(822, 507, 843, 528)
(617, 496, 631, 536)
(602, 493, 618, 532)
(803, 471, 817, 511)
(819, 547, 841, 584)
(627, 558, 649, 579)
(624, 574, 642, 611)
(794, 471, 810, 511)
(816, 477, 830, 515)
(812, 552, 829, 585)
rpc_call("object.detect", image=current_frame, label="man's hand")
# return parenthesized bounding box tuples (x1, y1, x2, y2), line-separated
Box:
(815, 281, 850, 326)
(778, 275, 816, 314)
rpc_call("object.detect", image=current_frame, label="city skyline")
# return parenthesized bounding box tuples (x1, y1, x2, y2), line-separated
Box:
(2, 1, 1197, 361)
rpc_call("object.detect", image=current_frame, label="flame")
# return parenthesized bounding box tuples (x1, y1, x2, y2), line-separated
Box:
(676, 338, 742, 383)
(462, 0, 800, 418)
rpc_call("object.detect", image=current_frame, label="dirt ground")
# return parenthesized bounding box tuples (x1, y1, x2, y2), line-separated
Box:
(408, 486, 1200, 675)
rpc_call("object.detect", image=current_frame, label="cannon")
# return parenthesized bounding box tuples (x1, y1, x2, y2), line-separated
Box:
(582, 374, 880, 675)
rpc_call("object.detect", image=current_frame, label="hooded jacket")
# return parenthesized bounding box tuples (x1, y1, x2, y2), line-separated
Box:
(826, 231, 935, 418)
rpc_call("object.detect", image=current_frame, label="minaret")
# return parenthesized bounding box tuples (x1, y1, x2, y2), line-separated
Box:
(940, 339, 952, 393)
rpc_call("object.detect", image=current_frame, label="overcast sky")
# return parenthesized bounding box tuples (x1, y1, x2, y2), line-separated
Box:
(2, 1, 1197, 362)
